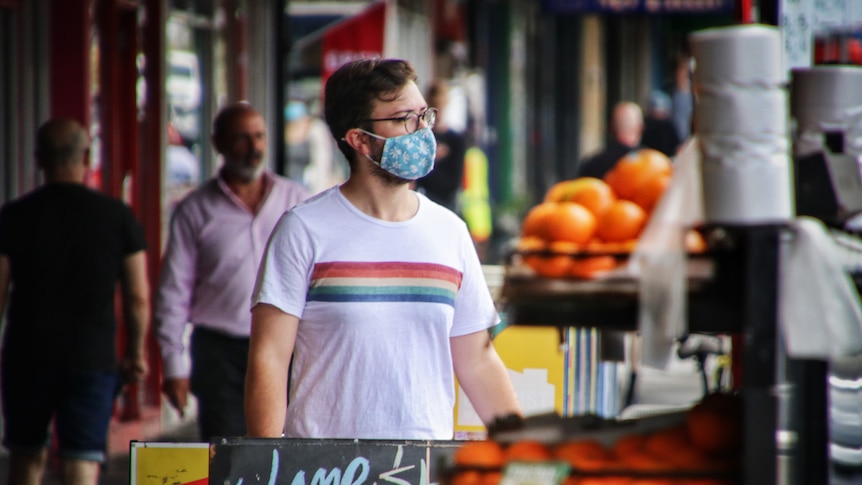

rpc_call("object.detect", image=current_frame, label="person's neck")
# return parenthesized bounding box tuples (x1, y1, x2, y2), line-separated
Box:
(221, 170, 267, 213)
(45, 166, 86, 185)
(339, 174, 418, 222)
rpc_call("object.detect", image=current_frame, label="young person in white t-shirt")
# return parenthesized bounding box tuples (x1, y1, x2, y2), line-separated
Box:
(245, 58, 522, 439)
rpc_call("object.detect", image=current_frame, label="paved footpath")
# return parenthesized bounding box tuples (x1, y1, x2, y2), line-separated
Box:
(0, 421, 199, 485)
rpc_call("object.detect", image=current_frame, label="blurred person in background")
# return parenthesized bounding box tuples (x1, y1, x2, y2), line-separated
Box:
(166, 121, 200, 211)
(285, 98, 348, 195)
(641, 90, 681, 158)
(414, 79, 468, 213)
(577, 101, 644, 179)
(0, 118, 149, 484)
(156, 103, 309, 442)
(672, 55, 694, 143)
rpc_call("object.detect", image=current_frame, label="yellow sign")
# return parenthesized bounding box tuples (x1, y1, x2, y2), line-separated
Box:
(130, 442, 209, 485)
(455, 326, 567, 437)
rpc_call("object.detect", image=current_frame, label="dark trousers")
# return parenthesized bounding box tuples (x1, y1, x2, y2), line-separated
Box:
(189, 327, 250, 442)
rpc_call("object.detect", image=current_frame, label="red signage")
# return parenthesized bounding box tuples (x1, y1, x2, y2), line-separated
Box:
(542, 0, 734, 13)
(321, 1, 386, 89)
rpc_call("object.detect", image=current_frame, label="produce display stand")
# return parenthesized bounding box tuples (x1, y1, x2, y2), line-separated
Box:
(500, 223, 833, 484)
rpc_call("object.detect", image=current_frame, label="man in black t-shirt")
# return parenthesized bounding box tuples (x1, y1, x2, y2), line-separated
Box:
(0, 118, 150, 485)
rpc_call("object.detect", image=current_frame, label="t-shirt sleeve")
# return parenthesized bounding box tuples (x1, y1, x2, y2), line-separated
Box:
(0, 205, 10, 255)
(252, 210, 313, 319)
(121, 204, 147, 254)
(449, 220, 500, 337)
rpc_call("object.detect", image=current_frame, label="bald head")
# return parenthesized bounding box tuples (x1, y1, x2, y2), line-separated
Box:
(35, 118, 90, 179)
(212, 103, 261, 142)
(612, 102, 643, 147)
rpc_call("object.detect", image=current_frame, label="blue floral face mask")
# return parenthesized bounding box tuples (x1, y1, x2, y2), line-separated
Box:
(360, 127, 437, 180)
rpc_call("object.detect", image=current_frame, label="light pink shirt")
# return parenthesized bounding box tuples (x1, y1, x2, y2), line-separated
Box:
(156, 171, 309, 379)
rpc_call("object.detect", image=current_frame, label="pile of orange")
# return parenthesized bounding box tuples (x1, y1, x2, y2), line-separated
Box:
(448, 393, 741, 485)
(518, 148, 704, 279)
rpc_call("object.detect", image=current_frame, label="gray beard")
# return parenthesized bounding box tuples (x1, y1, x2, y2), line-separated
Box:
(224, 157, 266, 182)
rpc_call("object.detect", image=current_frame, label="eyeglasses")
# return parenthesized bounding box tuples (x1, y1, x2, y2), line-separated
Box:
(361, 108, 437, 134)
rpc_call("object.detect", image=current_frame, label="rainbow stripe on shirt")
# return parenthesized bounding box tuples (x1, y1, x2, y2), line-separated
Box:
(307, 261, 463, 307)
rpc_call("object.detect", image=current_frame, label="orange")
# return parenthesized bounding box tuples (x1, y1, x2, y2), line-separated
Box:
(533, 256, 570, 278)
(481, 471, 502, 485)
(546, 177, 617, 217)
(604, 148, 673, 202)
(522, 255, 545, 276)
(596, 200, 648, 242)
(554, 439, 612, 469)
(604, 239, 639, 253)
(522, 202, 559, 238)
(570, 455, 626, 473)
(664, 445, 711, 471)
(569, 256, 617, 279)
(517, 236, 548, 275)
(544, 179, 577, 202)
(549, 240, 582, 255)
(546, 202, 597, 244)
(629, 173, 670, 213)
(686, 393, 742, 455)
(620, 451, 674, 473)
(531, 241, 580, 278)
(521, 202, 597, 244)
(453, 440, 506, 468)
(580, 478, 633, 485)
(612, 433, 646, 459)
(517, 236, 547, 253)
(643, 425, 691, 460)
(504, 440, 553, 462)
(585, 239, 638, 255)
(451, 470, 483, 485)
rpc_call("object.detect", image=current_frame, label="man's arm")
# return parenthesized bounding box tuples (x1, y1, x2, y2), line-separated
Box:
(0, 254, 10, 322)
(120, 250, 150, 383)
(155, 210, 198, 416)
(451, 329, 522, 426)
(246, 303, 299, 437)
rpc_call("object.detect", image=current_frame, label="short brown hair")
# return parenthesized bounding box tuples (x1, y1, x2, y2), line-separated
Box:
(323, 58, 417, 164)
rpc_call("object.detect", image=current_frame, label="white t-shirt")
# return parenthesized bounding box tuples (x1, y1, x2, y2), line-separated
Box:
(252, 186, 499, 439)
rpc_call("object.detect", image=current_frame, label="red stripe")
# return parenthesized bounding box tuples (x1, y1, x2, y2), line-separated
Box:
(311, 262, 462, 284)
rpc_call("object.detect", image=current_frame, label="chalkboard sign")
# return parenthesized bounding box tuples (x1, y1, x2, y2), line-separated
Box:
(209, 438, 462, 485)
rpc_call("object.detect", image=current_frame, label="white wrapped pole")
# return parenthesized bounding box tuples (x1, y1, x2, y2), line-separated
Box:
(690, 24, 794, 224)
(791, 66, 862, 159)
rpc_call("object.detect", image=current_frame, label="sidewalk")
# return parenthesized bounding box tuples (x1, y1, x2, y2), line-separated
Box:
(0, 421, 200, 485)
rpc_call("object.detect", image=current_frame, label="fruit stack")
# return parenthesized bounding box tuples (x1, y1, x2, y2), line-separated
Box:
(445, 393, 741, 485)
(516, 148, 705, 279)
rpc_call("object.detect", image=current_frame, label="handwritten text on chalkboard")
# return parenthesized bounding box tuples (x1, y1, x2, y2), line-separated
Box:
(210, 438, 461, 485)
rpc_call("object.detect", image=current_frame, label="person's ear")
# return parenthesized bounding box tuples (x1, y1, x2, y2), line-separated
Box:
(343, 129, 373, 156)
